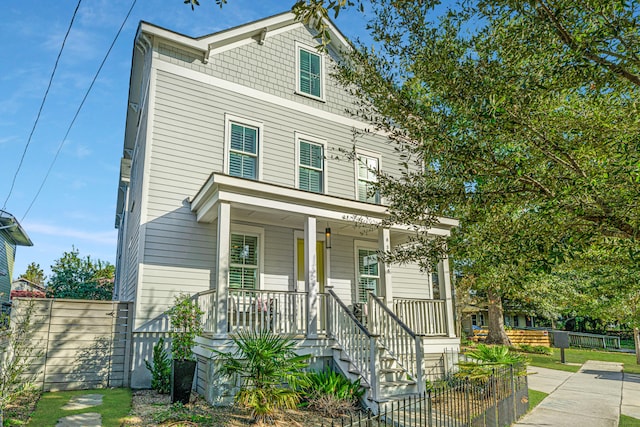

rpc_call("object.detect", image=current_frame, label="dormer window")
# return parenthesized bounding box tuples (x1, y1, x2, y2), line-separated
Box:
(296, 42, 324, 100)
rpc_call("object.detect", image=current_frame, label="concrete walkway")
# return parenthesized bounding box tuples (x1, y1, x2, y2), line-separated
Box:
(516, 361, 624, 427)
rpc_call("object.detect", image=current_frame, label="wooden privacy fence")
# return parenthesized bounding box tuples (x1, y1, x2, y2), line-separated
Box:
(9, 298, 133, 391)
(473, 329, 551, 347)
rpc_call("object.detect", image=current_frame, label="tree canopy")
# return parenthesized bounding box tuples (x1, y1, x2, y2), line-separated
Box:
(46, 248, 114, 300)
(186, 0, 640, 342)
(19, 262, 45, 285)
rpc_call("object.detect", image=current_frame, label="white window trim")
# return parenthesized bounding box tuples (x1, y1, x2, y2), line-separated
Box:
(354, 240, 380, 303)
(294, 132, 328, 194)
(354, 150, 382, 204)
(224, 113, 264, 180)
(230, 224, 265, 290)
(295, 41, 326, 102)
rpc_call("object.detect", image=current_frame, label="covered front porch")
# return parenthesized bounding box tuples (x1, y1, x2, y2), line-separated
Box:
(190, 173, 458, 339)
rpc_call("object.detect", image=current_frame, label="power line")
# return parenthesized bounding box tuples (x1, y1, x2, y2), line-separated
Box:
(2, 0, 83, 212)
(21, 0, 139, 222)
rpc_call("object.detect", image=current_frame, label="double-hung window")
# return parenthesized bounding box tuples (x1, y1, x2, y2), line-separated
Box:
(357, 154, 380, 204)
(296, 43, 323, 100)
(356, 248, 379, 303)
(229, 123, 258, 179)
(229, 233, 259, 289)
(298, 137, 325, 193)
(225, 114, 263, 180)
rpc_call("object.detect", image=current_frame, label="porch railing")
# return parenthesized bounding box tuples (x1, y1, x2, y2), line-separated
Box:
(327, 289, 379, 401)
(228, 289, 307, 335)
(368, 293, 424, 393)
(196, 289, 217, 334)
(393, 298, 448, 336)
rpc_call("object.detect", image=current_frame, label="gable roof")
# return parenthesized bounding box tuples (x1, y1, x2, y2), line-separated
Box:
(137, 11, 351, 63)
(0, 210, 33, 246)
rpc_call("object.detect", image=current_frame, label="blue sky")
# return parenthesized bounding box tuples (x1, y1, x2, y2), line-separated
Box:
(0, 1, 370, 280)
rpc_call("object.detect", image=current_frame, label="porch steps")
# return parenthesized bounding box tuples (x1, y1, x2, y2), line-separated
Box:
(331, 342, 419, 407)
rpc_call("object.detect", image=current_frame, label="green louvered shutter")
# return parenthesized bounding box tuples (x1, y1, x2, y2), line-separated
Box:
(229, 123, 258, 179)
(299, 140, 323, 193)
(300, 49, 321, 98)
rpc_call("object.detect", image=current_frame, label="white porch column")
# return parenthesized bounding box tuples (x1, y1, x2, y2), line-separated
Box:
(305, 216, 318, 338)
(378, 227, 393, 305)
(438, 256, 457, 338)
(215, 202, 231, 337)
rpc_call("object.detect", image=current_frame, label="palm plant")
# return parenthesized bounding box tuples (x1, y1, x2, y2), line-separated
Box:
(214, 329, 310, 424)
(458, 344, 528, 380)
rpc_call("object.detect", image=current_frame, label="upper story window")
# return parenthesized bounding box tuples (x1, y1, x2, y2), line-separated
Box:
(296, 133, 327, 194)
(356, 153, 380, 204)
(225, 114, 263, 180)
(296, 42, 324, 101)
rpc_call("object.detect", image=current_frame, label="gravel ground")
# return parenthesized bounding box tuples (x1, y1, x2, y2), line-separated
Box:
(123, 390, 354, 426)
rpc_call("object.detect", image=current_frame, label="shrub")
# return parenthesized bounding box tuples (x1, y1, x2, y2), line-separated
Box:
(304, 368, 364, 417)
(167, 294, 203, 361)
(144, 337, 171, 394)
(214, 329, 310, 424)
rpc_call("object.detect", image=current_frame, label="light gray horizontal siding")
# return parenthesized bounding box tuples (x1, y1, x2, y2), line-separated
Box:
(391, 263, 432, 300)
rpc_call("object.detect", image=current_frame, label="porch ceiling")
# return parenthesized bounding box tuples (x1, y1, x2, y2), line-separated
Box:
(190, 173, 457, 237)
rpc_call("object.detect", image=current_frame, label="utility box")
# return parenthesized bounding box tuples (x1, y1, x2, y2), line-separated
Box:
(553, 331, 570, 348)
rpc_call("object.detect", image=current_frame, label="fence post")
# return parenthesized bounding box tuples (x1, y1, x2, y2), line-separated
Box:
(416, 335, 425, 395)
(465, 380, 472, 426)
(428, 389, 433, 427)
(511, 365, 517, 424)
(369, 335, 380, 406)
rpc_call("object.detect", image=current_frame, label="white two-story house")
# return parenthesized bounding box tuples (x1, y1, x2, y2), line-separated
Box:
(114, 12, 460, 407)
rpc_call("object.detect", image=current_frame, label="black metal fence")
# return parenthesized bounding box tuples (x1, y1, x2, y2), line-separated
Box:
(322, 365, 528, 427)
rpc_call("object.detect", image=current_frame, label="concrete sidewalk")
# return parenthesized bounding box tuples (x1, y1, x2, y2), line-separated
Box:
(516, 361, 623, 427)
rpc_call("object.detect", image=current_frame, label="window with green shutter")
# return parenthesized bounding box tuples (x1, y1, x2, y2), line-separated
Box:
(229, 123, 258, 179)
(299, 48, 322, 98)
(357, 155, 380, 203)
(230, 233, 259, 289)
(299, 140, 324, 193)
(357, 248, 379, 303)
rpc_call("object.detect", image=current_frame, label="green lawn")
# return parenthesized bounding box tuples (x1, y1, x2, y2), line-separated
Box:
(526, 348, 640, 374)
(527, 389, 548, 412)
(620, 415, 640, 427)
(28, 389, 131, 427)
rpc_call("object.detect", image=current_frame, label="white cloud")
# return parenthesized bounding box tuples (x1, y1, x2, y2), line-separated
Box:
(24, 221, 117, 245)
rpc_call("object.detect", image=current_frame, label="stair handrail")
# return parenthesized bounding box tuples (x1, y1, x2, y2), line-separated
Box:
(368, 293, 425, 394)
(327, 289, 380, 401)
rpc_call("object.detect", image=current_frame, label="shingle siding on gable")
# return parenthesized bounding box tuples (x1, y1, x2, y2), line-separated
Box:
(157, 25, 355, 118)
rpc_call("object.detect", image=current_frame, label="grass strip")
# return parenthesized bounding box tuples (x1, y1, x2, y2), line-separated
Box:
(526, 348, 640, 374)
(527, 389, 548, 412)
(620, 415, 640, 427)
(28, 388, 131, 427)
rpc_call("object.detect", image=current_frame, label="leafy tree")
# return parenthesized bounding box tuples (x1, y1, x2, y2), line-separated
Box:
(187, 1, 640, 347)
(329, 0, 639, 345)
(46, 248, 115, 300)
(19, 262, 45, 285)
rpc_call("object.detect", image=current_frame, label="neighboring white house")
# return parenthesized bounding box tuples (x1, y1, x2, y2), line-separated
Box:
(0, 210, 33, 303)
(114, 12, 460, 408)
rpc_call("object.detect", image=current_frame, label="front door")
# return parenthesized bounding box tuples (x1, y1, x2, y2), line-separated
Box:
(296, 239, 325, 293)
